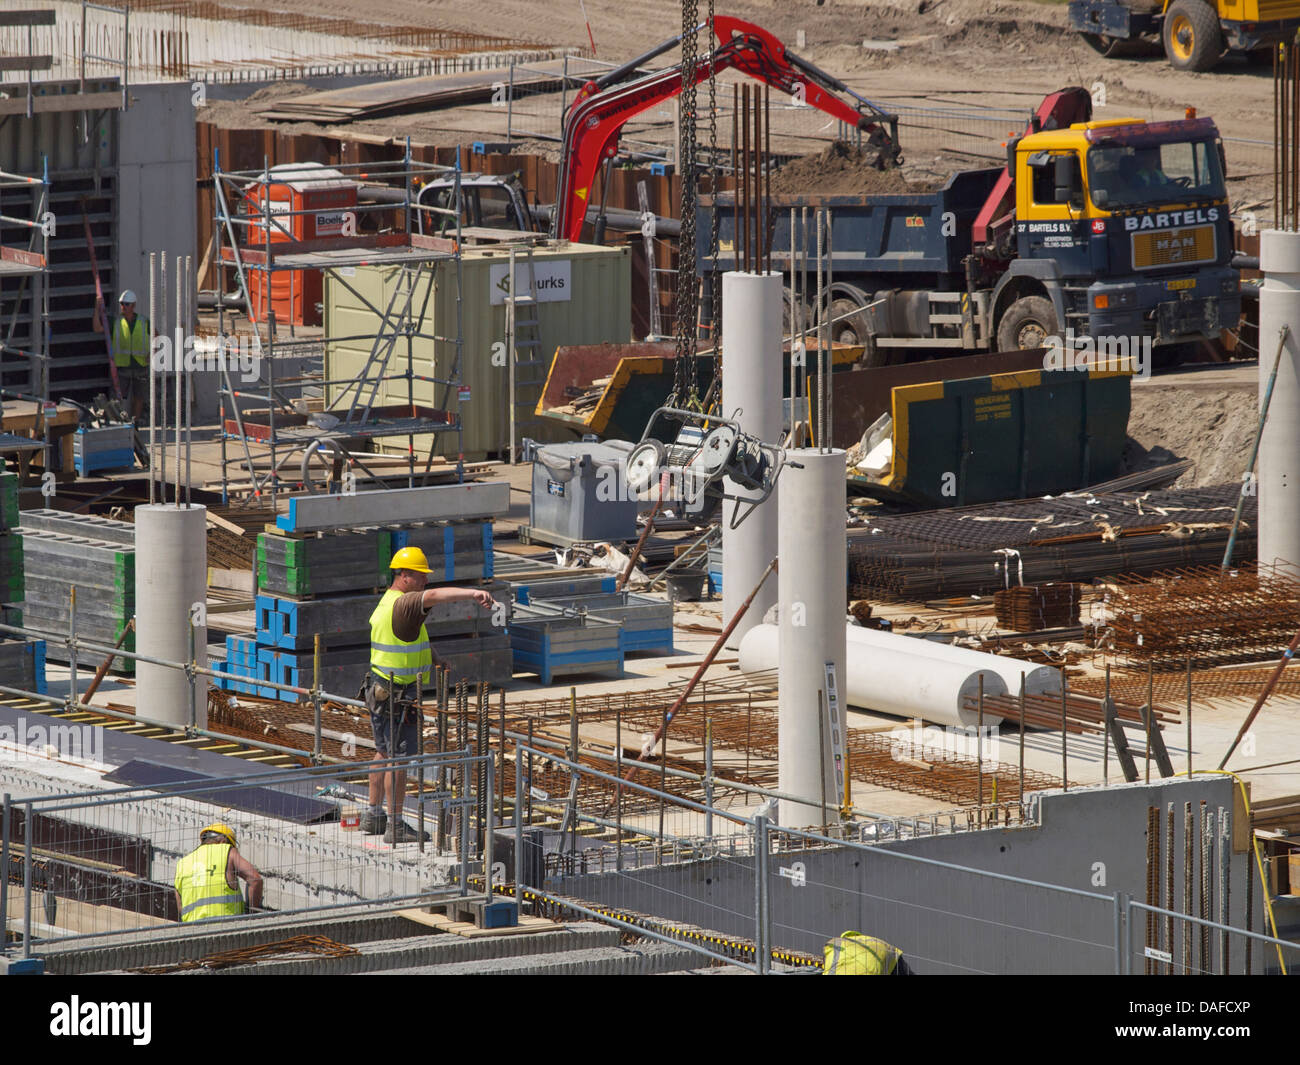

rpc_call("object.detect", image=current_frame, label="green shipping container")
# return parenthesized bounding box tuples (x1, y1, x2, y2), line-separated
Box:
(324, 242, 632, 460)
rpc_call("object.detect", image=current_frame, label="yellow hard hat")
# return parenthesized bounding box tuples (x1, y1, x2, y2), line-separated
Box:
(201, 823, 237, 848)
(389, 546, 432, 573)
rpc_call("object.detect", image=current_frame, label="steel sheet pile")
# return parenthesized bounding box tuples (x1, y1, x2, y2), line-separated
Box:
(849, 485, 1253, 601)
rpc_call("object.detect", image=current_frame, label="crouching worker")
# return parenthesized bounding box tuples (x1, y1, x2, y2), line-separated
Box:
(174, 823, 263, 922)
(823, 931, 912, 975)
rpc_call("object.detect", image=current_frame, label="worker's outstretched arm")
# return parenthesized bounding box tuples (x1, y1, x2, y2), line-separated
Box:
(421, 586, 494, 610)
(229, 849, 264, 910)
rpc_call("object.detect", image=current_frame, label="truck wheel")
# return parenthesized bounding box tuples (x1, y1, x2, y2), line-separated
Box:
(996, 296, 1059, 352)
(827, 286, 875, 348)
(1162, 0, 1223, 72)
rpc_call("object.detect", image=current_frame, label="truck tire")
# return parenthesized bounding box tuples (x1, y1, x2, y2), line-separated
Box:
(1162, 0, 1223, 72)
(996, 296, 1059, 352)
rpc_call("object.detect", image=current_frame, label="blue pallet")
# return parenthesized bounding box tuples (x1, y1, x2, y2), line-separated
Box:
(26, 639, 46, 695)
(708, 568, 722, 596)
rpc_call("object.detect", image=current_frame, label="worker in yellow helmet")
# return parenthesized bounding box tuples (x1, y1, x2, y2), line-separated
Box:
(173, 823, 263, 922)
(822, 931, 912, 975)
(92, 289, 150, 421)
(363, 545, 495, 844)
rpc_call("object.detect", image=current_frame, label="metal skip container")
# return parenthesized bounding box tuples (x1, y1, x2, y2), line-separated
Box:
(324, 242, 631, 460)
(529, 440, 637, 543)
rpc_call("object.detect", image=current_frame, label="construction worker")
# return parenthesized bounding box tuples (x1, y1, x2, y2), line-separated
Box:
(822, 931, 912, 975)
(364, 546, 495, 843)
(92, 288, 149, 421)
(174, 823, 263, 922)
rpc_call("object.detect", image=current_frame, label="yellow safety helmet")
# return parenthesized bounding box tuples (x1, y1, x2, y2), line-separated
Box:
(389, 546, 432, 573)
(200, 823, 237, 848)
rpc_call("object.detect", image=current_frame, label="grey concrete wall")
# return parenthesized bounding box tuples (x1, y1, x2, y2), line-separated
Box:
(117, 81, 196, 318)
(559, 777, 1271, 974)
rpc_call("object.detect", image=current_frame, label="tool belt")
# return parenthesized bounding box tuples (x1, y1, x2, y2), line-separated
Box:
(360, 671, 422, 722)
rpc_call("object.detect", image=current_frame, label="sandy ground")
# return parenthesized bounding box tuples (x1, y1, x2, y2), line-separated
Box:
(198, 0, 1279, 213)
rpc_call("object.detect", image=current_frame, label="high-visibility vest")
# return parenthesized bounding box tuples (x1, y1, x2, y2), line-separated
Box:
(112, 315, 149, 369)
(174, 843, 244, 922)
(369, 587, 432, 686)
(822, 932, 902, 975)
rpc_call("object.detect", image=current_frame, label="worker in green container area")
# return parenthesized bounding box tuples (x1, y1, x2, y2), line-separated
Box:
(823, 931, 912, 975)
(174, 823, 263, 922)
(92, 288, 150, 421)
(363, 546, 495, 844)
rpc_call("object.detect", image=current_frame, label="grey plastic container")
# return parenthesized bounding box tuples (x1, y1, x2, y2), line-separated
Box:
(529, 440, 638, 543)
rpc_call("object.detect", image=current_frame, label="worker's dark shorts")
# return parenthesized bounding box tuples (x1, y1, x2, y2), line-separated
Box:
(119, 364, 146, 405)
(364, 674, 421, 758)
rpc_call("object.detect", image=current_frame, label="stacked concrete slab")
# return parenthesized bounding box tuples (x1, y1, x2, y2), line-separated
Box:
(17, 507, 132, 676)
(0, 477, 44, 693)
(218, 516, 510, 700)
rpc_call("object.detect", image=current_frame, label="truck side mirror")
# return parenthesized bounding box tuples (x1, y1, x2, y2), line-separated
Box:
(1054, 155, 1082, 204)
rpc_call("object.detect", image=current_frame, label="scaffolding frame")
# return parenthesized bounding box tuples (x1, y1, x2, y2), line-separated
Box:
(211, 148, 468, 508)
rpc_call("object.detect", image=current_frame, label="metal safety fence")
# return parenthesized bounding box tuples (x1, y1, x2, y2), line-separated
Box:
(510, 745, 1300, 975)
(1, 751, 494, 958)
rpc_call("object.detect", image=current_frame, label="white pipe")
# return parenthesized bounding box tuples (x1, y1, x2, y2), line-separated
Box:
(776, 448, 846, 827)
(742, 623, 1009, 729)
(721, 270, 782, 649)
(1258, 229, 1300, 577)
(135, 505, 208, 727)
(843, 625, 1059, 704)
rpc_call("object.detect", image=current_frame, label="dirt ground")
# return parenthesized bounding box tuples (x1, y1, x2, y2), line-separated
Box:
(200, 0, 1278, 215)
(1126, 368, 1258, 487)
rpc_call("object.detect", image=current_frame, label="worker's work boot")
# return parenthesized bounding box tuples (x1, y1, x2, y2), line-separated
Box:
(360, 808, 387, 835)
(383, 821, 431, 845)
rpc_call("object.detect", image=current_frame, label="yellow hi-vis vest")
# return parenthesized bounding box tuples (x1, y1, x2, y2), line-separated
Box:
(369, 587, 432, 686)
(174, 843, 244, 922)
(112, 315, 149, 369)
(823, 932, 902, 975)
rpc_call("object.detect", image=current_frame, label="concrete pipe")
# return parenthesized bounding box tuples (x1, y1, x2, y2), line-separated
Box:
(740, 623, 1009, 729)
(1258, 229, 1300, 577)
(776, 448, 847, 827)
(721, 271, 782, 649)
(135, 505, 208, 728)
(843, 625, 1059, 707)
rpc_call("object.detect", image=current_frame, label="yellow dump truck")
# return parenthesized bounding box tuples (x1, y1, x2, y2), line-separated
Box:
(1069, 0, 1300, 70)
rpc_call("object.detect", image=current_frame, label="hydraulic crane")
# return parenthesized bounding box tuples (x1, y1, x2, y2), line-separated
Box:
(551, 15, 901, 244)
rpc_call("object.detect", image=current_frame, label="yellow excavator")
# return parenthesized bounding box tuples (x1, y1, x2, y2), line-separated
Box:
(1069, 0, 1300, 70)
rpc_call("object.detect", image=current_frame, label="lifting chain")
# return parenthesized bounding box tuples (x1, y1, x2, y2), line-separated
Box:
(706, 0, 722, 411)
(672, 0, 700, 408)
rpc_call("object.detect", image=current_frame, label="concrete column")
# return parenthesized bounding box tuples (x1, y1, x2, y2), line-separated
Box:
(1259, 230, 1300, 577)
(722, 271, 782, 649)
(135, 505, 208, 727)
(777, 448, 846, 827)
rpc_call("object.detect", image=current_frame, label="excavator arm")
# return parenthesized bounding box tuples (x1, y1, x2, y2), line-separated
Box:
(553, 15, 901, 244)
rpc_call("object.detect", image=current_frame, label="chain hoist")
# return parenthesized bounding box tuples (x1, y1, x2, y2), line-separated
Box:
(671, 0, 701, 408)
(706, 0, 722, 412)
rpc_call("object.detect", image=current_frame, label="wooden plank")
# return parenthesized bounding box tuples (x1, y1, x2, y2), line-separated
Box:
(396, 908, 554, 937)
(205, 510, 247, 537)
(1, 246, 46, 269)
(0, 91, 122, 116)
(284, 722, 376, 750)
(0, 10, 56, 26)
(0, 55, 52, 71)
(5, 892, 172, 936)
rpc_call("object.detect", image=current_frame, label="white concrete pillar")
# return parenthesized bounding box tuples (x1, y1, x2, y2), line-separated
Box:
(721, 270, 782, 648)
(135, 505, 208, 727)
(1259, 230, 1300, 577)
(777, 448, 846, 827)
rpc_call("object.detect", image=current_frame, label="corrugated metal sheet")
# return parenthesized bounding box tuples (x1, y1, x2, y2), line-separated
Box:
(324, 243, 631, 459)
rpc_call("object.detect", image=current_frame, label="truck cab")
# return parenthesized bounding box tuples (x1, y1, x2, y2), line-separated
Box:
(997, 115, 1239, 351)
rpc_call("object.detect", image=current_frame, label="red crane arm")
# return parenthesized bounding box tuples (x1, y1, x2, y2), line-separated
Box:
(971, 86, 1094, 250)
(554, 16, 898, 244)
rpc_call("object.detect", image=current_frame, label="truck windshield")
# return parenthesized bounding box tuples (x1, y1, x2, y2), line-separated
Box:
(1087, 139, 1225, 209)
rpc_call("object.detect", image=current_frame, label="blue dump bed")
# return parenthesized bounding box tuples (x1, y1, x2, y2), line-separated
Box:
(700, 167, 1003, 277)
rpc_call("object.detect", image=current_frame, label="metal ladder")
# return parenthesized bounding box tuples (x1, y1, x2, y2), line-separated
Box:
(506, 246, 547, 463)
